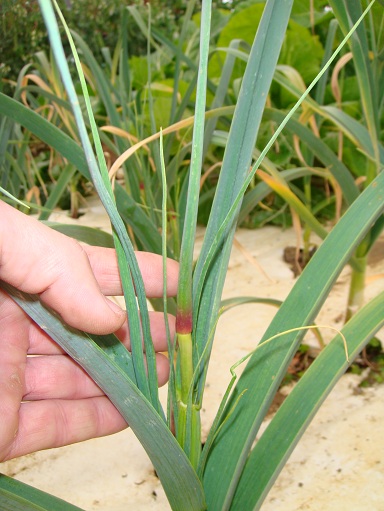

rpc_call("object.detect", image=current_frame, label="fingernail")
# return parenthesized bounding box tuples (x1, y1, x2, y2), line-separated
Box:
(105, 297, 125, 317)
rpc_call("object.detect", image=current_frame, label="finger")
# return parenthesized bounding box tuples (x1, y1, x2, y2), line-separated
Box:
(2, 397, 128, 461)
(0, 293, 28, 461)
(28, 312, 176, 355)
(115, 312, 176, 352)
(0, 352, 26, 462)
(84, 245, 179, 297)
(23, 353, 170, 401)
(0, 201, 125, 335)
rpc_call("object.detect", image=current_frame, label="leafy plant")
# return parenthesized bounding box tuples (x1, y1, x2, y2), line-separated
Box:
(0, 0, 183, 92)
(0, 1, 383, 510)
(249, 0, 384, 322)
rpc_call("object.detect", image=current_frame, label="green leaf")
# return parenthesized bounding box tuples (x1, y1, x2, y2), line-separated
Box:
(0, 473, 85, 511)
(193, 0, 294, 410)
(38, 164, 77, 221)
(231, 290, 384, 509)
(291, 0, 332, 28)
(220, 296, 282, 313)
(0, 93, 165, 255)
(279, 20, 324, 83)
(202, 170, 384, 511)
(208, 4, 264, 80)
(44, 223, 115, 248)
(0, 283, 206, 511)
(41, 0, 158, 410)
(263, 108, 360, 205)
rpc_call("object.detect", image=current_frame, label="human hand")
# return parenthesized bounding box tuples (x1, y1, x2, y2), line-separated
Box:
(0, 201, 178, 461)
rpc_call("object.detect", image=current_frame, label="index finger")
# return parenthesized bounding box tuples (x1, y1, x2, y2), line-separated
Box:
(84, 245, 179, 298)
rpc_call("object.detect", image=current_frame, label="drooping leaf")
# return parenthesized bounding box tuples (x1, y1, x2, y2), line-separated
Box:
(202, 170, 384, 511)
(231, 289, 384, 510)
(0, 282, 207, 511)
(0, 473, 85, 511)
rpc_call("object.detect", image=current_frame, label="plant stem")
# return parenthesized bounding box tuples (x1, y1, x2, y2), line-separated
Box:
(175, 332, 202, 470)
(346, 246, 368, 322)
(174, 0, 212, 468)
(178, 333, 194, 404)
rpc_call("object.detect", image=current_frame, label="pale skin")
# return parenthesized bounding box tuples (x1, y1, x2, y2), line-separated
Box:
(0, 200, 178, 462)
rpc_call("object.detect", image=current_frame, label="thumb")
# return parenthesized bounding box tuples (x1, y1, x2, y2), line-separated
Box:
(0, 201, 125, 334)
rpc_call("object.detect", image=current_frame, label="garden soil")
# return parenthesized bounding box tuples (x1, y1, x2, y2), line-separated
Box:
(2, 199, 384, 511)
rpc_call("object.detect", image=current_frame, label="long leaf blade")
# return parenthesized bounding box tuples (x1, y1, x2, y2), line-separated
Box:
(231, 290, 384, 509)
(0, 473, 84, 511)
(202, 170, 384, 510)
(193, 0, 294, 407)
(0, 283, 206, 511)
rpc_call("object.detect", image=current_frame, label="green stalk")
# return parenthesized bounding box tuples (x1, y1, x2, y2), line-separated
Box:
(175, 0, 212, 466)
(345, 238, 369, 321)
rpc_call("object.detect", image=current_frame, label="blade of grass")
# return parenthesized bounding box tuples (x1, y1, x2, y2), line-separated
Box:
(202, 169, 384, 511)
(38, 163, 77, 221)
(257, 169, 328, 239)
(200, 6, 378, 473)
(175, 0, 212, 467)
(231, 289, 384, 509)
(192, 0, 294, 408)
(202, 38, 245, 161)
(0, 187, 30, 209)
(272, 70, 384, 165)
(159, 128, 178, 431)
(44, 223, 115, 248)
(263, 108, 361, 204)
(0, 473, 85, 511)
(39, 0, 161, 412)
(329, 0, 380, 183)
(168, 0, 197, 126)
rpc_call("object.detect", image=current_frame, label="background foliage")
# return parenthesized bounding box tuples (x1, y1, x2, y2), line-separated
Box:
(0, 0, 235, 93)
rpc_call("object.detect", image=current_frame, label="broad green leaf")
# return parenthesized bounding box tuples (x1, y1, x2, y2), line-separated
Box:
(209, 4, 324, 84)
(202, 170, 384, 511)
(291, 0, 332, 28)
(231, 290, 384, 509)
(208, 4, 264, 80)
(279, 20, 324, 84)
(0, 473, 84, 511)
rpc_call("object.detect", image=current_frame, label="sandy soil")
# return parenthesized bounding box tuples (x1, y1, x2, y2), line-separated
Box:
(2, 200, 384, 510)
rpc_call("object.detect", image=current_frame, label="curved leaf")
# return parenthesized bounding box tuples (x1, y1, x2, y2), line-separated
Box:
(0, 283, 206, 511)
(202, 171, 384, 511)
(0, 473, 84, 511)
(231, 289, 384, 509)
